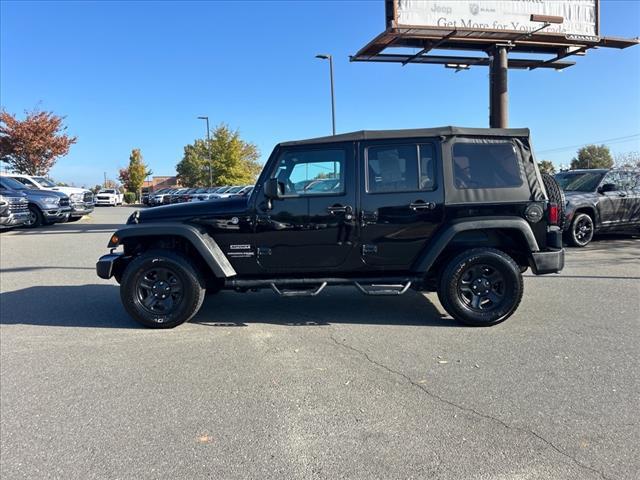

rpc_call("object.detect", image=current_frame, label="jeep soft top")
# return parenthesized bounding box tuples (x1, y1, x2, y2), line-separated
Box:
(97, 126, 565, 328)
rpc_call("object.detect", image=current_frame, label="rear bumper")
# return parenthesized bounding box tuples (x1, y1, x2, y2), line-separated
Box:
(96, 253, 127, 280)
(530, 248, 565, 275)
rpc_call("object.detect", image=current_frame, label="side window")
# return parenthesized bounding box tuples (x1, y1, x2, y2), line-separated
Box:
(419, 144, 436, 190)
(366, 144, 436, 193)
(452, 143, 522, 189)
(12, 177, 33, 187)
(602, 171, 625, 190)
(271, 148, 345, 196)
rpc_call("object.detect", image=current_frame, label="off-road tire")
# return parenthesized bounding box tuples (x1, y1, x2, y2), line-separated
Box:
(541, 172, 566, 230)
(120, 249, 206, 328)
(24, 205, 44, 228)
(567, 212, 594, 247)
(437, 248, 523, 327)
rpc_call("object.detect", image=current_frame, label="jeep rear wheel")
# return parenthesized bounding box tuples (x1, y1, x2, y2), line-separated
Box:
(120, 249, 206, 328)
(568, 213, 594, 247)
(438, 248, 523, 327)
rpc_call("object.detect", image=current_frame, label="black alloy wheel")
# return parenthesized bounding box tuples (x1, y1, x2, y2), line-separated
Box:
(438, 248, 523, 327)
(120, 249, 206, 328)
(569, 213, 594, 247)
(136, 266, 184, 315)
(457, 264, 506, 312)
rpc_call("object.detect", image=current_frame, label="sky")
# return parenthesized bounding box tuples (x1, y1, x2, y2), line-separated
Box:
(1, 0, 639, 187)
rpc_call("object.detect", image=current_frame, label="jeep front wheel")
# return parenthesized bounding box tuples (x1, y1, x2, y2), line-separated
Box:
(568, 213, 594, 247)
(120, 249, 206, 328)
(437, 248, 523, 327)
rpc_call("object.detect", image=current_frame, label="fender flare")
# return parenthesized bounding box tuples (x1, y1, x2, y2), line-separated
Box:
(411, 216, 540, 273)
(108, 223, 236, 278)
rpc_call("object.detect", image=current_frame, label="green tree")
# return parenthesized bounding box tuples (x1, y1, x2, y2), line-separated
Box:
(537, 160, 556, 175)
(570, 145, 613, 170)
(176, 141, 208, 187)
(119, 149, 152, 198)
(176, 124, 261, 187)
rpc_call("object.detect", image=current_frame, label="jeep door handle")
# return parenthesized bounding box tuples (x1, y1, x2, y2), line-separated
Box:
(409, 201, 435, 211)
(327, 204, 352, 215)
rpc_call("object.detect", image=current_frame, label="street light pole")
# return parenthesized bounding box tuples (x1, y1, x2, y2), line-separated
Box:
(197, 116, 212, 187)
(316, 54, 336, 136)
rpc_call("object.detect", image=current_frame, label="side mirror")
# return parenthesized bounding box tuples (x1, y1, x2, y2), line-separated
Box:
(263, 178, 283, 199)
(598, 183, 617, 193)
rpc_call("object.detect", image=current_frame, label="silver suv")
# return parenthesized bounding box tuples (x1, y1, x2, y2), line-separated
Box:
(0, 176, 71, 227)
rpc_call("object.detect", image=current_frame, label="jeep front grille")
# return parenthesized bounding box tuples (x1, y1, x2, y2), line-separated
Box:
(84, 192, 94, 203)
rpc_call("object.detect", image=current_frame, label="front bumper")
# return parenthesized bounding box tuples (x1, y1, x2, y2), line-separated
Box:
(0, 211, 30, 228)
(70, 202, 95, 216)
(42, 206, 72, 221)
(530, 248, 565, 275)
(96, 252, 127, 280)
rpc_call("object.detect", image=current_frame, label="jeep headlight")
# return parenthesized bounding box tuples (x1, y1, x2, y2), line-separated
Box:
(42, 196, 60, 205)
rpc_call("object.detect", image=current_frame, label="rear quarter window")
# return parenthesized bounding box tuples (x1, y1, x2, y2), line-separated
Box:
(452, 143, 522, 189)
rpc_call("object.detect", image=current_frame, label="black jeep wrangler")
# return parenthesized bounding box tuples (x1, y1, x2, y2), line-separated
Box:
(97, 127, 565, 328)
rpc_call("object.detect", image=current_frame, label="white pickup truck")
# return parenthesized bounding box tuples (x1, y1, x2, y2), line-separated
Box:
(95, 189, 124, 206)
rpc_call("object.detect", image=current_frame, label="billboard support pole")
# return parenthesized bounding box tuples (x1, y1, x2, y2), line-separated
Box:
(489, 45, 509, 128)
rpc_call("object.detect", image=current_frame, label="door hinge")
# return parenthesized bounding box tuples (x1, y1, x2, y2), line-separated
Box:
(362, 244, 378, 255)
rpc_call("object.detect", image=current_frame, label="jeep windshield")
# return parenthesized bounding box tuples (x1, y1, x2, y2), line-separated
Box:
(555, 172, 605, 192)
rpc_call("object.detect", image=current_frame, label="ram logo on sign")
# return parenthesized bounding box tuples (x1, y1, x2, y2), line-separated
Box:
(393, 0, 599, 37)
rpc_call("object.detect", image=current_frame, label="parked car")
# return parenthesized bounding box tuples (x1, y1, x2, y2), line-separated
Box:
(168, 188, 189, 204)
(0, 191, 30, 229)
(215, 185, 245, 198)
(95, 189, 124, 206)
(4, 174, 94, 222)
(555, 169, 640, 247)
(0, 176, 71, 227)
(188, 188, 215, 202)
(148, 188, 171, 206)
(98, 126, 565, 329)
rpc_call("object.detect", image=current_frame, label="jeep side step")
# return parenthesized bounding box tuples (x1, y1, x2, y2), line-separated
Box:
(226, 277, 419, 297)
(354, 281, 412, 296)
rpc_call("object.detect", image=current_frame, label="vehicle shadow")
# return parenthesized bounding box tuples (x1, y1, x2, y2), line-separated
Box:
(0, 285, 453, 329)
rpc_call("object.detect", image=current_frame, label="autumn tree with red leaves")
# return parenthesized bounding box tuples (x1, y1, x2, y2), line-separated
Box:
(0, 109, 77, 175)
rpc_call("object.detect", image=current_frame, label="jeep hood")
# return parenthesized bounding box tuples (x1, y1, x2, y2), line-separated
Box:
(137, 196, 249, 222)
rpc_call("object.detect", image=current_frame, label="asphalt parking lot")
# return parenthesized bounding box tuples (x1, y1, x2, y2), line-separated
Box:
(1, 206, 638, 480)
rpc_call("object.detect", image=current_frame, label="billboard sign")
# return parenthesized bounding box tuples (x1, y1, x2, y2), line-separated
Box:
(390, 0, 599, 38)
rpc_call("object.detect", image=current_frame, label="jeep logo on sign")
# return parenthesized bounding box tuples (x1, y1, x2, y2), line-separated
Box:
(469, 3, 479, 15)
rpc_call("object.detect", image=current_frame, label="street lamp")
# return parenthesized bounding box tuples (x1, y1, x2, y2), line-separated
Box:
(315, 54, 336, 136)
(197, 116, 213, 187)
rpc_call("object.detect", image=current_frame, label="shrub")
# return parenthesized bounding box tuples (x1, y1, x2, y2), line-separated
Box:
(123, 192, 137, 204)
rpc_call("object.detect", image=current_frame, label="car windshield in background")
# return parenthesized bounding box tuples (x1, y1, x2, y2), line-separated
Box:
(0, 177, 29, 191)
(555, 172, 605, 192)
(33, 177, 57, 187)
